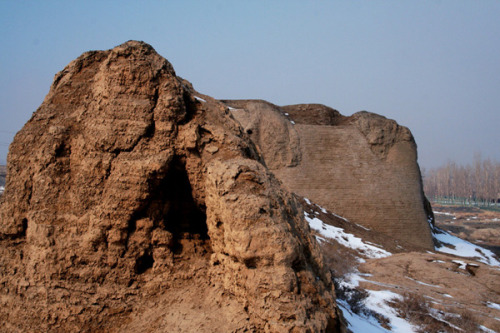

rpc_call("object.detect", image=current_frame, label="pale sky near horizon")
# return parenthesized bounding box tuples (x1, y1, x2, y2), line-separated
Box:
(1, 1, 499, 169)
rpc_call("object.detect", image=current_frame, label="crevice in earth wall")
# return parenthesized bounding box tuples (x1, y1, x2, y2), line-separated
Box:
(127, 155, 212, 265)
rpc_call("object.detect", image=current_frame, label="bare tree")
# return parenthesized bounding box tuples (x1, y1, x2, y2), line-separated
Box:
(423, 154, 499, 208)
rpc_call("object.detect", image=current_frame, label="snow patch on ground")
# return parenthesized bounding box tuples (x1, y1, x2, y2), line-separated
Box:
(303, 198, 417, 330)
(302, 197, 442, 332)
(305, 213, 391, 259)
(364, 290, 417, 333)
(479, 325, 497, 333)
(366, 241, 384, 248)
(355, 223, 370, 230)
(433, 211, 455, 217)
(486, 302, 500, 310)
(451, 260, 468, 270)
(431, 260, 446, 264)
(432, 226, 500, 266)
(0, 186, 4, 195)
(331, 212, 349, 223)
(405, 277, 441, 288)
(338, 300, 390, 333)
(428, 308, 464, 331)
(194, 96, 206, 103)
(337, 272, 418, 333)
(305, 198, 351, 223)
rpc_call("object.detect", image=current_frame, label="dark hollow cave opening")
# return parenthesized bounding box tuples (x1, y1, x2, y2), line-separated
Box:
(130, 155, 212, 265)
(134, 253, 155, 274)
(162, 159, 209, 236)
(162, 157, 210, 250)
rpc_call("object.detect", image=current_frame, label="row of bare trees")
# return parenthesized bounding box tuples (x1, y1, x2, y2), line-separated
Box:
(423, 155, 500, 207)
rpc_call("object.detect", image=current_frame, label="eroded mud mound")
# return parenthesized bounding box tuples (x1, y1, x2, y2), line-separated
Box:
(0, 41, 343, 332)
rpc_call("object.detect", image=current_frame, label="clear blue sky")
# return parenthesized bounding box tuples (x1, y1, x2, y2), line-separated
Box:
(1, 1, 499, 169)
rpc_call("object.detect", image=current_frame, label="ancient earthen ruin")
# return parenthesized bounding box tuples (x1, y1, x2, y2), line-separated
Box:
(224, 100, 434, 249)
(0, 41, 442, 332)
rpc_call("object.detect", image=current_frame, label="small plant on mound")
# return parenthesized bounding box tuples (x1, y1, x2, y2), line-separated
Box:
(320, 239, 360, 277)
(333, 279, 369, 316)
(444, 310, 478, 333)
(392, 293, 440, 332)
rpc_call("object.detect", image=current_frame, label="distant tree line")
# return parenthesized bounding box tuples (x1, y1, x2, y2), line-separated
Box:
(423, 155, 500, 207)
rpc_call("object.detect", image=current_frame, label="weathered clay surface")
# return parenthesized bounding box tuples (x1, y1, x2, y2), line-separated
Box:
(224, 101, 434, 249)
(221, 99, 302, 170)
(0, 41, 343, 332)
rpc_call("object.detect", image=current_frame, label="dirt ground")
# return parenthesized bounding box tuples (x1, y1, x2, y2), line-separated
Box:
(432, 203, 500, 256)
(304, 198, 500, 332)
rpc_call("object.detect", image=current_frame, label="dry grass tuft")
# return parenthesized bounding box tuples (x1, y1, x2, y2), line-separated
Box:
(393, 293, 479, 333)
(444, 310, 478, 333)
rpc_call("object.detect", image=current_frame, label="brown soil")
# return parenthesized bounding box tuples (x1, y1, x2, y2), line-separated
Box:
(303, 199, 500, 332)
(358, 252, 500, 332)
(432, 203, 500, 256)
